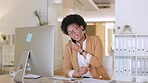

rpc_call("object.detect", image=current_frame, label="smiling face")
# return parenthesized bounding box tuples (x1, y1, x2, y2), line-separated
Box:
(67, 23, 84, 42)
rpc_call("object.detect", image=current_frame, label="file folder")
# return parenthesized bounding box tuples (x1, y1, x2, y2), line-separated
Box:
(137, 58, 141, 76)
(140, 58, 145, 76)
(114, 59, 119, 76)
(131, 58, 136, 76)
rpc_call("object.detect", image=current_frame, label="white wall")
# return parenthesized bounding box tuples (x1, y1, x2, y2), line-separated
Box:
(0, 0, 47, 34)
(116, 0, 148, 34)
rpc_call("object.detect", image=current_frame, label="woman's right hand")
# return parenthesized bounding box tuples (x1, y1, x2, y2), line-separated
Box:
(71, 42, 83, 53)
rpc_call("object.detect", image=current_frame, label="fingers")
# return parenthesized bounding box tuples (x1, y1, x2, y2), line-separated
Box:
(78, 66, 90, 75)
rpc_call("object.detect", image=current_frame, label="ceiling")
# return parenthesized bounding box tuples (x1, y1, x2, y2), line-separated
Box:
(93, 0, 115, 9)
(60, 0, 115, 22)
(63, 0, 115, 10)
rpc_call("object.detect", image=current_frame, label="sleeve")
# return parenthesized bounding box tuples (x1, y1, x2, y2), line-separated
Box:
(86, 53, 92, 63)
(68, 70, 75, 77)
(89, 36, 103, 68)
(63, 44, 73, 77)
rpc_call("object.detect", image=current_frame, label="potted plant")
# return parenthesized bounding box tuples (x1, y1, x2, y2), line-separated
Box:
(1, 35, 6, 40)
(34, 10, 47, 26)
(123, 25, 132, 33)
(1, 34, 8, 44)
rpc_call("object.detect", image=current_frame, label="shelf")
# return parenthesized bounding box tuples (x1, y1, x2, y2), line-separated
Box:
(114, 34, 148, 82)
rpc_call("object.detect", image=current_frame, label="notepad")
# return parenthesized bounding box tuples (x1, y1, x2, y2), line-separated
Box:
(24, 74, 42, 79)
(53, 75, 77, 81)
(76, 78, 111, 83)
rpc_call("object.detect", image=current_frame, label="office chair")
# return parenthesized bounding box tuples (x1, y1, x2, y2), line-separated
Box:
(103, 55, 113, 80)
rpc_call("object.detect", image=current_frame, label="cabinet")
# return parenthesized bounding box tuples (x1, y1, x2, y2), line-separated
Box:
(0, 34, 14, 66)
(114, 34, 148, 82)
(2, 44, 14, 66)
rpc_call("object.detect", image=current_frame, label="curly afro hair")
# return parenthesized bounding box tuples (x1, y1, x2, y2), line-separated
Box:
(60, 14, 87, 35)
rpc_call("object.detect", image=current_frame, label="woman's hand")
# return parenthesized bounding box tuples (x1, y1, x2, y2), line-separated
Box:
(71, 42, 82, 53)
(73, 66, 90, 78)
(78, 66, 90, 75)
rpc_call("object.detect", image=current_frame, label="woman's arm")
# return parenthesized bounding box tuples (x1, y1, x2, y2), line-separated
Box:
(82, 36, 103, 68)
(63, 44, 73, 77)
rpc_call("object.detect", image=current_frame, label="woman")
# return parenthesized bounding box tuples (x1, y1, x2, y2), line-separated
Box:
(60, 14, 110, 80)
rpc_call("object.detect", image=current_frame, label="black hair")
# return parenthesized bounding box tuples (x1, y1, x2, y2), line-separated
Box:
(60, 14, 87, 35)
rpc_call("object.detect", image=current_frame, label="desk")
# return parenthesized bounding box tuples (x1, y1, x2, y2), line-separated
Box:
(0, 75, 70, 83)
(0, 75, 143, 83)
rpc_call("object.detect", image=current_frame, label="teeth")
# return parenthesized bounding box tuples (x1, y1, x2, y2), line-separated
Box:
(74, 35, 78, 39)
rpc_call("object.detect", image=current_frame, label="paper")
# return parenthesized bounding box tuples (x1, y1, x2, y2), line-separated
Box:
(53, 75, 77, 81)
(75, 78, 112, 83)
(24, 74, 42, 79)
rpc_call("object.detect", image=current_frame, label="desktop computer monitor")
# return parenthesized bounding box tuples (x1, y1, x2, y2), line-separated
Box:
(14, 25, 54, 77)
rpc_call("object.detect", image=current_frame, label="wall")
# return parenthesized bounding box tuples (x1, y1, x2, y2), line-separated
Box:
(115, 0, 148, 34)
(0, 0, 47, 34)
(0, 0, 64, 75)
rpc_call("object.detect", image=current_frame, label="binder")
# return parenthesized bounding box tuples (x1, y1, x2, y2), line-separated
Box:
(119, 59, 124, 76)
(146, 58, 148, 76)
(127, 58, 132, 76)
(123, 59, 131, 76)
(131, 58, 136, 76)
(140, 58, 145, 76)
(137, 37, 141, 56)
(131, 37, 136, 56)
(123, 37, 128, 56)
(146, 38, 148, 56)
(141, 38, 145, 56)
(127, 37, 132, 56)
(144, 37, 147, 56)
(119, 37, 123, 56)
(114, 59, 119, 76)
(115, 37, 119, 56)
(137, 58, 141, 76)
(123, 59, 126, 76)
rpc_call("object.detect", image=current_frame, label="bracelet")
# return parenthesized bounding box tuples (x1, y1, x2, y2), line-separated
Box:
(80, 50, 85, 55)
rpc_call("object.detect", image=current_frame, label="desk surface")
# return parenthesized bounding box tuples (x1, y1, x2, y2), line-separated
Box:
(0, 75, 143, 83)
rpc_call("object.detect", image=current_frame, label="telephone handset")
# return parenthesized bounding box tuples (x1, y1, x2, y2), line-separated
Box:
(71, 38, 76, 44)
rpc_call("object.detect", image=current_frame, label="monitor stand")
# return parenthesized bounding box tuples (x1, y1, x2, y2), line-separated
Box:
(13, 50, 31, 83)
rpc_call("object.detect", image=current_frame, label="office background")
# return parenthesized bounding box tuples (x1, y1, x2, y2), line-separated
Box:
(0, 0, 148, 82)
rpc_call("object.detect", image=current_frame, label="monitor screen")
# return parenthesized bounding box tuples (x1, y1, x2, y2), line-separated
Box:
(14, 25, 54, 77)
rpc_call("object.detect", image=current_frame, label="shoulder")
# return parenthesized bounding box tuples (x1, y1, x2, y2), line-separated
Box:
(65, 42, 72, 49)
(87, 35, 101, 42)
